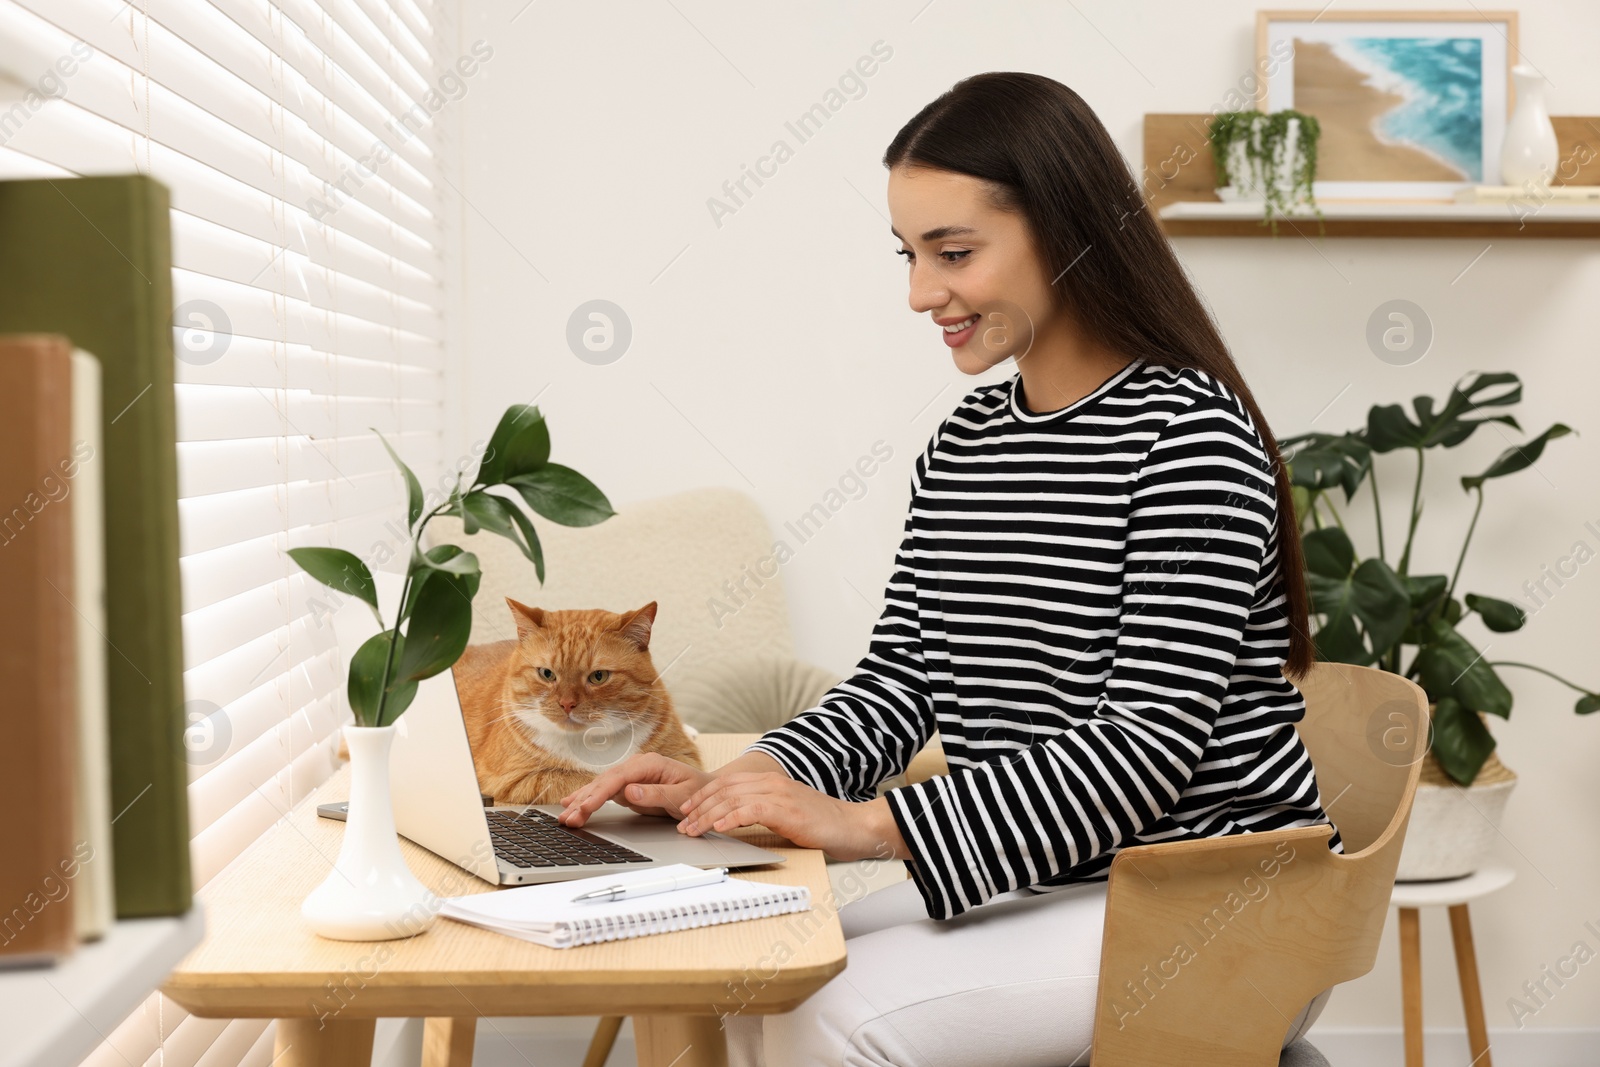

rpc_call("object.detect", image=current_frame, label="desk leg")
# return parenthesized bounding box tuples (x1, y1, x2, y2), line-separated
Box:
(635, 1015, 728, 1067)
(423, 1017, 477, 1067)
(272, 1017, 376, 1066)
(1449, 904, 1493, 1067)
(1399, 906, 1424, 1067)
(584, 1016, 625, 1067)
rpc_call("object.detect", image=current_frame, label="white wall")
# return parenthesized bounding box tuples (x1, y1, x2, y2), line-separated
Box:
(449, 0, 1600, 1046)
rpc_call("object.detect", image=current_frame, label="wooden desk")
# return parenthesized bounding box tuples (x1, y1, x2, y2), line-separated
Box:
(161, 734, 846, 1067)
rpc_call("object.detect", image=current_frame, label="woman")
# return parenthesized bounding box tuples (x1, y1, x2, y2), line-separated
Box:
(557, 72, 1343, 1066)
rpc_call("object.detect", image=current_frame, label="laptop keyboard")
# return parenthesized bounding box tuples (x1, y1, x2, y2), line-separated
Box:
(485, 808, 653, 868)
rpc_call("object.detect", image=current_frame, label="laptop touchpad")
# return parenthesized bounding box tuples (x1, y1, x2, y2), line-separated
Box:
(528, 803, 782, 863)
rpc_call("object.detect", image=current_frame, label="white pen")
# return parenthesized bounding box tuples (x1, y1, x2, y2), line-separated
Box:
(570, 866, 729, 903)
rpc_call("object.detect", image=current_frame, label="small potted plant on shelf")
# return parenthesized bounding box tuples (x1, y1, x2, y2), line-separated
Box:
(1208, 109, 1324, 235)
(286, 404, 615, 940)
(1283, 371, 1596, 881)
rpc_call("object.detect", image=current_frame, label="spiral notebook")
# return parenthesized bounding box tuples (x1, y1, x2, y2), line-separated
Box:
(438, 863, 812, 949)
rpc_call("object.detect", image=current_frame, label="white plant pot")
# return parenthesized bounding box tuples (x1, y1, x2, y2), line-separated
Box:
(1500, 64, 1558, 188)
(1220, 115, 1311, 210)
(1395, 713, 1517, 882)
(302, 723, 440, 940)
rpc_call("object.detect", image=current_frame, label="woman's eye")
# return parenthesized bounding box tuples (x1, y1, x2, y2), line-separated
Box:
(895, 248, 970, 264)
(589, 670, 610, 684)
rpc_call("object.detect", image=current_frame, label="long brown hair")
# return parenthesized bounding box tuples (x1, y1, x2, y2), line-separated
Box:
(884, 71, 1314, 681)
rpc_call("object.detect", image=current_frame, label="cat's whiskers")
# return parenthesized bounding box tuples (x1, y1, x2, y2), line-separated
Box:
(491, 698, 593, 741)
(480, 696, 541, 730)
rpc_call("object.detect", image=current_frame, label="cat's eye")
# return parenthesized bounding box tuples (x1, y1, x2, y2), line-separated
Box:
(588, 670, 610, 684)
(537, 667, 555, 681)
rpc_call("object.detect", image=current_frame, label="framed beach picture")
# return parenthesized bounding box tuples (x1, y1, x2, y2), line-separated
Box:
(1256, 10, 1518, 200)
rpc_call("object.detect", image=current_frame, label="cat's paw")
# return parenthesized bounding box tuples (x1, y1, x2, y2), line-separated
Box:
(682, 723, 700, 739)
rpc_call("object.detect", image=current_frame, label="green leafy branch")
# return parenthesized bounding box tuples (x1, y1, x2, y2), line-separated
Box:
(285, 404, 615, 728)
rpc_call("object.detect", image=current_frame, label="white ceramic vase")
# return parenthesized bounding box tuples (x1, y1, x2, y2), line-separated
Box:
(1500, 64, 1558, 188)
(301, 723, 439, 940)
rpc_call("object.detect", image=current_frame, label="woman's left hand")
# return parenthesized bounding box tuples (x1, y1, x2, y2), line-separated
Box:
(675, 771, 895, 862)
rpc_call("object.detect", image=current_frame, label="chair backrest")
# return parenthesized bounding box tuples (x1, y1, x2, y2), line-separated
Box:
(1087, 661, 1428, 1066)
(1295, 660, 1429, 856)
(900, 661, 1427, 860)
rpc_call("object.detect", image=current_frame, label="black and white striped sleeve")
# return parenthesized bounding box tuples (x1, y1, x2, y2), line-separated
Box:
(883, 398, 1278, 920)
(737, 427, 942, 803)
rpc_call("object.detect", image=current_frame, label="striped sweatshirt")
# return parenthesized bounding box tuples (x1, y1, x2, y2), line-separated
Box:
(743, 357, 1345, 921)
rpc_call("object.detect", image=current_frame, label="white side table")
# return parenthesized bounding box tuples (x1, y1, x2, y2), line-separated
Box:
(1390, 865, 1515, 1067)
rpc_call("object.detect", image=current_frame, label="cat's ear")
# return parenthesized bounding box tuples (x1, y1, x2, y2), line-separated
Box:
(506, 597, 545, 640)
(615, 602, 658, 650)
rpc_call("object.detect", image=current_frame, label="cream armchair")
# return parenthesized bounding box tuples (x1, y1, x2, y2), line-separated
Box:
(425, 486, 842, 734)
(425, 486, 924, 902)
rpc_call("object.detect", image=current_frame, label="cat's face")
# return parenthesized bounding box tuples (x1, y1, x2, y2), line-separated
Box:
(498, 599, 661, 738)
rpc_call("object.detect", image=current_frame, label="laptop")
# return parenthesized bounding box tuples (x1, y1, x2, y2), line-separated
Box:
(329, 570, 785, 886)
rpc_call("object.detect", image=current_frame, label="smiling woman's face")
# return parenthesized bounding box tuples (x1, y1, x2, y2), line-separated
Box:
(887, 163, 1058, 376)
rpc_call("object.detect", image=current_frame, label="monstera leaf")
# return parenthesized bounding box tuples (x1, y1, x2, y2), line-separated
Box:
(1413, 618, 1513, 720)
(1429, 696, 1498, 786)
(1464, 593, 1526, 633)
(1303, 527, 1410, 664)
(1399, 573, 1466, 641)
(1282, 432, 1372, 502)
(1461, 423, 1574, 490)
(1365, 371, 1522, 453)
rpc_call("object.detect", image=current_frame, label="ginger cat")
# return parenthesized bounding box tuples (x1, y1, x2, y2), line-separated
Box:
(334, 599, 703, 804)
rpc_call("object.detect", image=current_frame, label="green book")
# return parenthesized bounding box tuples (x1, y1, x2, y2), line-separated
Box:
(0, 175, 191, 918)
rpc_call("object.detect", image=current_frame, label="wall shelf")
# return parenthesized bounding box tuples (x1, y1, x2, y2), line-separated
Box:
(1, 907, 206, 1067)
(1143, 113, 1600, 238)
(1156, 199, 1600, 238)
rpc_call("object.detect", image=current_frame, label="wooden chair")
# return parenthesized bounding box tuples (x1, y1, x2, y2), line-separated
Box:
(899, 660, 1428, 1066)
(581, 661, 1424, 1066)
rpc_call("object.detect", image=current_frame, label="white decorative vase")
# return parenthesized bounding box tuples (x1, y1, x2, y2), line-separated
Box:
(1395, 709, 1518, 882)
(1500, 64, 1558, 188)
(301, 723, 439, 940)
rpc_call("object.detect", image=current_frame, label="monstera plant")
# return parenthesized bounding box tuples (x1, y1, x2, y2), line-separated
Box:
(1282, 371, 1597, 786)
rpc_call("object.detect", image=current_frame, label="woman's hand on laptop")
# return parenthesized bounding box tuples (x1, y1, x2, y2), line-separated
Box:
(556, 753, 712, 825)
(674, 773, 906, 863)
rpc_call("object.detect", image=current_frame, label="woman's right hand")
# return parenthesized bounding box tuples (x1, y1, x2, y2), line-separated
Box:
(557, 752, 712, 826)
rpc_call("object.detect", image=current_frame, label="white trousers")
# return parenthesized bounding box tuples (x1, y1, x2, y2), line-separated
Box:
(722, 874, 1331, 1067)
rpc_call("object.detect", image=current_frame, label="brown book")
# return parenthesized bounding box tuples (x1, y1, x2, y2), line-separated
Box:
(0, 334, 80, 966)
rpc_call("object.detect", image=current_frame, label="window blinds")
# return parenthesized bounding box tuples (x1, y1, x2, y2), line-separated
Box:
(0, 1, 455, 1063)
